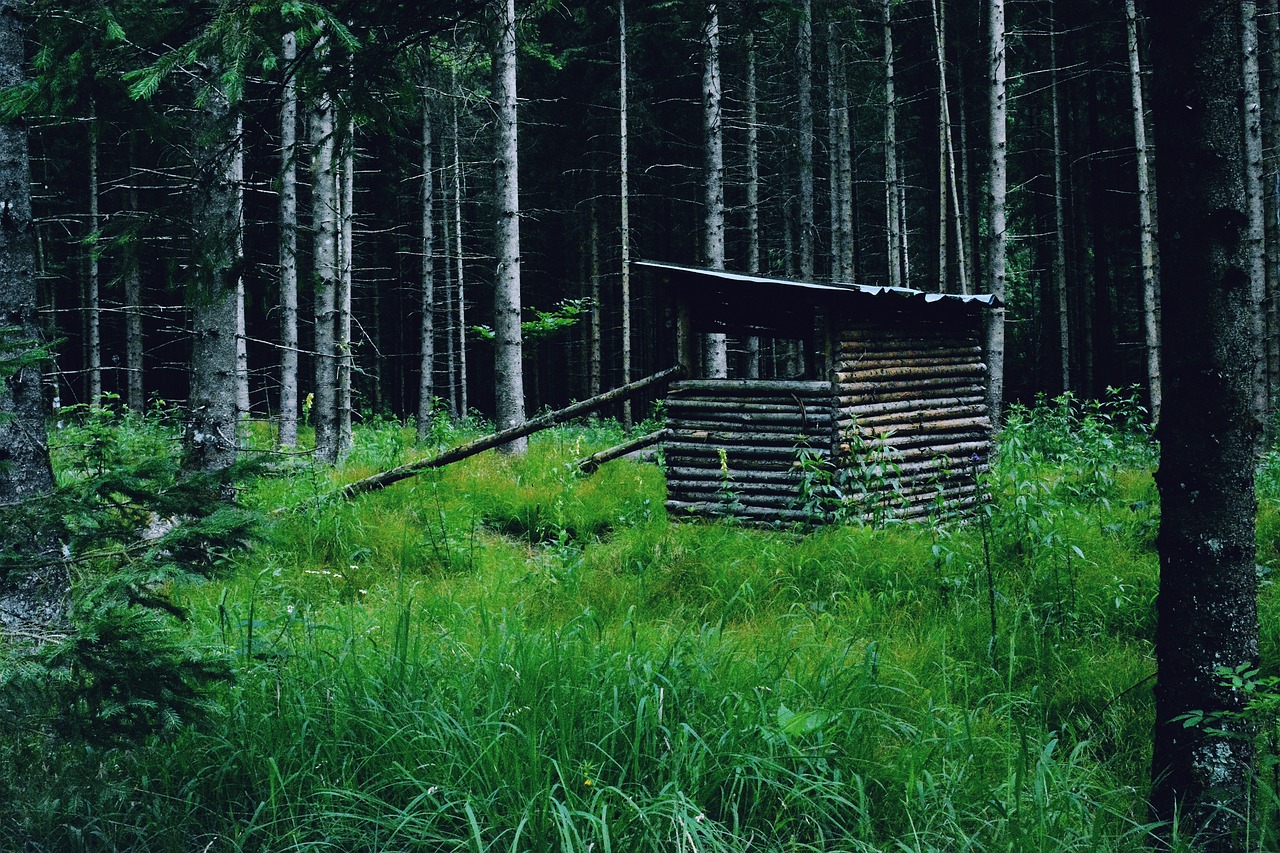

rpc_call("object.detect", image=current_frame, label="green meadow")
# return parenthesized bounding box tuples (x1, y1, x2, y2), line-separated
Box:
(4, 393, 1279, 851)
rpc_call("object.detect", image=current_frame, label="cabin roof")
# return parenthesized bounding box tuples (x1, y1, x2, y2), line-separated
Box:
(636, 261, 1000, 308)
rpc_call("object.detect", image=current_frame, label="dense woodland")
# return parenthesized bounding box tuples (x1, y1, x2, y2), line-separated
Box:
(2, 0, 1279, 850)
(19, 0, 1208, 432)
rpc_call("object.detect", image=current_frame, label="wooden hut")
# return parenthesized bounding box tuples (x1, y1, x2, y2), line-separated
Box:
(639, 261, 999, 525)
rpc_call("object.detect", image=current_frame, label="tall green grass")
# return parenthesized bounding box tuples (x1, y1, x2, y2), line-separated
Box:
(5, 396, 1279, 850)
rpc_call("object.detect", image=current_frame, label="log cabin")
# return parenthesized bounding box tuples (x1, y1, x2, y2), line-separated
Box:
(639, 261, 999, 525)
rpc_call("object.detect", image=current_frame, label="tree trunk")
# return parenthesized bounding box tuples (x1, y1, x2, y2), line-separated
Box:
(87, 103, 101, 404)
(589, 197, 602, 398)
(1149, 1, 1263, 846)
(827, 21, 843, 282)
(336, 115, 354, 457)
(183, 68, 241, 474)
(417, 62, 436, 444)
(0, 0, 62, 629)
(797, 0, 815, 280)
(125, 132, 145, 412)
(1050, 3, 1070, 393)
(278, 31, 300, 447)
(883, 0, 903, 289)
(932, 2, 948, 294)
(1266, 0, 1280, 419)
(233, 114, 249, 422)
(985, 0, 1008, 424)
(1127, 0, 1161, 424)
(745, 30, 761, 378)
(702, 0, 727, 378)
(452, 71, 468, 420)
(935, 0, 968, 295)
(310, 85, 338, 464)
(493, 0, 526, 452)
(1245, 0, 1268, 425)
(619, 0, 633, 429)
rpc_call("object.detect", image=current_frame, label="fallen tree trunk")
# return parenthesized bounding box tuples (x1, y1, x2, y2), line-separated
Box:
(332, 365, 685, 500)
(576, 429, 668, 474)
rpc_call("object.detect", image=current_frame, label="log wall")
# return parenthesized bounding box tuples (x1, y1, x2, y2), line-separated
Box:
(832, 320, 991, 522)
(664, 379, 833, 524)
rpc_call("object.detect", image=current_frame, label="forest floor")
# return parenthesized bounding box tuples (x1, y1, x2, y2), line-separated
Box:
(4, 393, 1280, 851)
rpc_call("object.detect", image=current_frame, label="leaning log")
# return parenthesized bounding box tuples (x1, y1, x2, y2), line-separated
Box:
(332, 365, 685, 500)
(576, 429, 668, 474)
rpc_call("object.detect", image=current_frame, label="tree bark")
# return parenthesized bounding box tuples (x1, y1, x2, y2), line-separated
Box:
(589, 197, 602, 398)
(87, 102, 101, 404)
(124, 132, 144, 412)
(278, 31, 300, 447)
(233, 114, 249, 423)
(745, 30, 761, 378)
(310, 84, 339, 464)
(452, 71, 468, 420)
(336, 115, 354, 457)
(797, 0, 815, 280)
(702, 0, 727, 378)
(1149, 1, 1263, 847)
(984, 0, 1008, 424)
(1266, 0, 1280, 420)
(417, 61, 436, 444)
(0, 0, 62, 629)
(883, 0, 903, 289)
(183, 63, 242, 475)
(493, 0, 526, 452)
(827, 21, 843, 282)
(1245, 0, 1269, 425)
(1127, 0, 1161, 423)
(1050, 3, 1070, 393)
(619, 0, 633, 428)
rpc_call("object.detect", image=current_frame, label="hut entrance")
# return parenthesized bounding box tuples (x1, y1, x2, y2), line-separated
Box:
(639, 261, 999, 525)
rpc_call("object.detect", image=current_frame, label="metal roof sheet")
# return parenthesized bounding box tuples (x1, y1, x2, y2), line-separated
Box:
(636, 260, 1000, 307)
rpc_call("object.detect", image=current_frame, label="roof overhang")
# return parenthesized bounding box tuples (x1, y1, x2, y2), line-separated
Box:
(637, 261, 1000, 309)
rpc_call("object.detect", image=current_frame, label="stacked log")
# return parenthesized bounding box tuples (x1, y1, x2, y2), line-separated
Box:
(832, 323, 992, 522)
(664, 379, 833, 524)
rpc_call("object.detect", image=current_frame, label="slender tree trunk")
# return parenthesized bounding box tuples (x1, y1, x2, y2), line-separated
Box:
(797, 0, 814, 280)
(745, 30, 761, 378)
(828, 21, 843, 282)
(883, 0, 903, 289)
(702, 0, 728, 378)
(985, 0, 1008, 424)
(1050, 4, 1070, 394)
(184, 71, 241, 474)
(619, 0, 633, 427)
(443, 173, 457, 419)
(278, 31, 300, 447)
(452, 74, 467, 419)
(589, 198, 602, 397)
(1266, 0, 1280, 414)
(837, 50, 854, 283)
(1127, 0, 1161, 423)
(310, 86, 338, 464)
(933, 3, 948, 293)
(125, 132, 144, 412)
(1246, 0, 1269, 425)
(417, 63, 436, 444)
(493, 0, 526, 451)
(934, 0, 968, 295)
(233, 114, 249, 422)
(1149, 1, 1263, 845)
(336, 115, 354, 456)
(0, 0, 62, 629)
(87, 102, 101, 404)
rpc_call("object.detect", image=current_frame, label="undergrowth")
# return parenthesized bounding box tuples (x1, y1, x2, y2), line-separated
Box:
(3, 394, 1280, 850)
